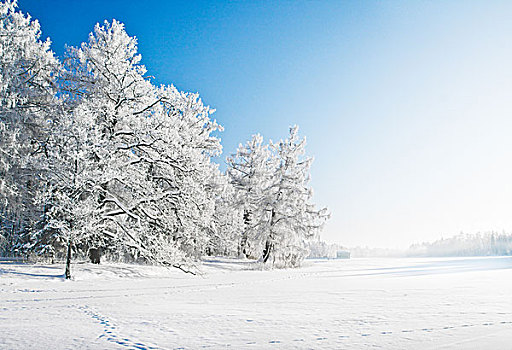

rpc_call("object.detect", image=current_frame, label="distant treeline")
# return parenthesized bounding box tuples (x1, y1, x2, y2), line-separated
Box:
(349, 232, 512, 258)
(406, 232, 512, 257)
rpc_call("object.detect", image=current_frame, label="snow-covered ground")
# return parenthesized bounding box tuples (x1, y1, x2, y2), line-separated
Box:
(1, 257, 512, 349)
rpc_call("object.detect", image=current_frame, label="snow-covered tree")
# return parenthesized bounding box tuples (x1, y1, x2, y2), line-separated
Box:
(41, 20, 223, 273)
(0, 0, 60, 255)
(227, 134, 277, 258)
(228, 128, 329, 267)
(124, 83, 223, 264)
(263, 126, 329, 267)
(205, 166, 243, 257)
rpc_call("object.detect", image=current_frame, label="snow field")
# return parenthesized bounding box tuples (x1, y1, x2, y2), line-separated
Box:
(1, 257, 512, 349)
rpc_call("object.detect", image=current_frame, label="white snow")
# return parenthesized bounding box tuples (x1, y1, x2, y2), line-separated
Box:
(1, 256, 512, 349)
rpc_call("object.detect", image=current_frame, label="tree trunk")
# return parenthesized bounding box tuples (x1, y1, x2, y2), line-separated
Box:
(65, 239, 72, 279)
(240, 234, 249, 258)
(262, 239, 273, 263)
(89, 248, 101, 264)
(262, 209, 276, 263)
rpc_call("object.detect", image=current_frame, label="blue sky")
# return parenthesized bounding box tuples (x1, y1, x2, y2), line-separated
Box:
(18, 0, 512, 247)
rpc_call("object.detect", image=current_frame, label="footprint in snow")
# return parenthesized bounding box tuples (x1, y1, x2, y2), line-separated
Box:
(79, 305, 156, 350)
(133, 345, 148, 350)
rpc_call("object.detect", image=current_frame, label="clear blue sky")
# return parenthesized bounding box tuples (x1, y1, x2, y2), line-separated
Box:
(18, 0, 512, 248)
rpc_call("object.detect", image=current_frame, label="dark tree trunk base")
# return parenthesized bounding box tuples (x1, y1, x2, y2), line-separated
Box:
(65, 240, 72, 279)
(89, 248, 101, 264)
(262, 240, 273, 263)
